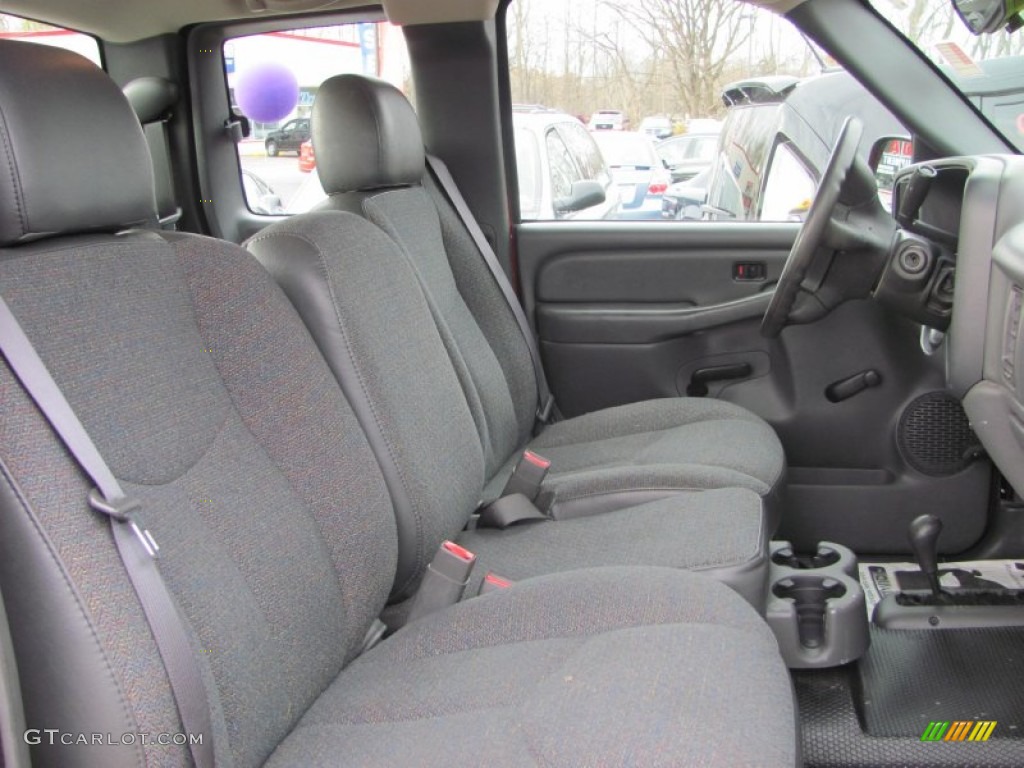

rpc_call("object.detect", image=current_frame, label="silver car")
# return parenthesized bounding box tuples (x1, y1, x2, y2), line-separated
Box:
(513, 108, 620, 220)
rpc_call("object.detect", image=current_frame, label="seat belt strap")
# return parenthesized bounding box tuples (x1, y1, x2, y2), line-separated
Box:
(0, 296, 215, 768)
(425, 154, 555, 425)
(477, 493, 550, 530)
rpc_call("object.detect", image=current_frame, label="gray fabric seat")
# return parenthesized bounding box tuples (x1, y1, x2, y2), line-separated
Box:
(288, 74, 786, 523)
(269, 568, 795, 767)
(249, 211, 768, 609)
(0, 40, 797, 768)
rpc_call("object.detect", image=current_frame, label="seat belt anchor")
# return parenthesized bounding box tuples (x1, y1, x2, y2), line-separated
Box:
(88, 488, 160, 558)
(536, 394, 556, 425)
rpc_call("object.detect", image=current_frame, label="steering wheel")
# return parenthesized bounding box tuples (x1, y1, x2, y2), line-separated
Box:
(761, 117, 865, 338)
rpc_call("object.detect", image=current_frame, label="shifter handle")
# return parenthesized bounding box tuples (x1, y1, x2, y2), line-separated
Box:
(908, 514, 943, 596)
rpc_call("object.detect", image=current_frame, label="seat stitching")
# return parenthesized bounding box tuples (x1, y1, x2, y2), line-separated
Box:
(0, 101, 27, 237)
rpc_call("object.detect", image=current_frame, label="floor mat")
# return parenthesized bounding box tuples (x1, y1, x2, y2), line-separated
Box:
(856, 626, 1024, 738)
(796, 665, 1024, 767)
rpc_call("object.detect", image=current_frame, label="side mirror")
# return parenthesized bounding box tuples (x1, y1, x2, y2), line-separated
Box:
(553, 179, 606, 214)
(952, 0, 1023, 34)
(868, 136, 913, 195)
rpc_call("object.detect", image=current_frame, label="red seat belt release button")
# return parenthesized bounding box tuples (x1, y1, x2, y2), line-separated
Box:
(406, 540, 477, 624)
(479, 572, 515, 595)
(501, 450, 551, 502)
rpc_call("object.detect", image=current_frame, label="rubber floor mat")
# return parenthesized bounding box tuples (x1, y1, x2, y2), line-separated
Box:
(856, 626, 1024, 738)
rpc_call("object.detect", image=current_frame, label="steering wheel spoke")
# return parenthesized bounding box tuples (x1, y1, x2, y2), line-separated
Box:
(761, 117, 887, 338)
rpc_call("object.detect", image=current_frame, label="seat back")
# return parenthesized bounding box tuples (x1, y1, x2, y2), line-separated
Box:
(309, 75, 538, 479)
(0, 41, 397, 768)
(248, 210, 487, 599)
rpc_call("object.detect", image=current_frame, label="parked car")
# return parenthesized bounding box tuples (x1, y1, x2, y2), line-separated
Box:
(513, 107, 620, 219)
(241, 168, 285, 215)
(298, 139, 316, 172)
(660, 165, 711, 219)
(591, 129, 671, 219)
(639, 115, 673, 140)
(676, 71, 905, 221)
(587, 109, 628, 130)
(264, 116, 310, 156)
(656, 130, 720, 183)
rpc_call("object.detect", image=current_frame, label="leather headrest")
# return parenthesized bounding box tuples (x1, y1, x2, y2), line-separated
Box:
(312, 74, 424, 194)
(0, 40, 156, 247)
(123, 76, 179, 124)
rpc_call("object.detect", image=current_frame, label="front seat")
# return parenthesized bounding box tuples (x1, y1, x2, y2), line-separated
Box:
(297, 74, 786, 525)
(0, 40, 797, 767)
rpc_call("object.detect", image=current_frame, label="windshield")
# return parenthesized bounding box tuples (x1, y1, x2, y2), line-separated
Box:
(872, 0, 1024, 150)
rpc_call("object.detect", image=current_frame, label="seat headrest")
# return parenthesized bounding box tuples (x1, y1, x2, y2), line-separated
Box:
(312, 74, 424, 194)
(0, 40, 156, 247)
(123, 76, 179, 124)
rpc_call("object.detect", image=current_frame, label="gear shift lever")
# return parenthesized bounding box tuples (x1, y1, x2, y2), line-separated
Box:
(908, 514, 943, 598)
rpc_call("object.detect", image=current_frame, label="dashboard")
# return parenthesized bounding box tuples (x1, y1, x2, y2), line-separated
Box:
(889, 156, 1024, 496)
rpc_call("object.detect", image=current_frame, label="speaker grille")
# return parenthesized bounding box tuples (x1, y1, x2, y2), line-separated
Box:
(897, 392, 979, 476)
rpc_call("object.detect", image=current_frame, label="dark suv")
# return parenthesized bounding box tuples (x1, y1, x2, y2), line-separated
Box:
(264, 117, 310, 156)
(663, 71, 904, 221)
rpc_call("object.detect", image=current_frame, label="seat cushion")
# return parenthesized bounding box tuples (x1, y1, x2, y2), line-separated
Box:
(267, 567, 797, 768)
(460, 487, 768, 610)
(519, 398, 785, 528)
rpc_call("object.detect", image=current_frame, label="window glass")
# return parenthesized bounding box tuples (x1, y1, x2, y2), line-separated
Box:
(0, 13, 101, 65)
(870, 0, 1024, 151)
(505, 0, 906, 222)
(514, 126, 543, 219)
(546, 128, 580, 201)
(761, 141, 816, 222)
(225, 22, 410, 215)
(561, 122, 610, 186)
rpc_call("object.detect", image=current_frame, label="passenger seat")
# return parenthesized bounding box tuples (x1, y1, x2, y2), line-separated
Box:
(0, 40, 798, 767)
(296, 74, 786, 526)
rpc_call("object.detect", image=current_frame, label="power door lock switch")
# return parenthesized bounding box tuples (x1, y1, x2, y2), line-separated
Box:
(733, 262, 767, 281)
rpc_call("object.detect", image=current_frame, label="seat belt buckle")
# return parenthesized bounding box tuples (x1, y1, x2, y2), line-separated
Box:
(405, 541, 477, 624)
(536, 394, 556, 425)
(479, 572, 514, 595)
(501, 450, 551, 502)
(88, 488, 159, 558)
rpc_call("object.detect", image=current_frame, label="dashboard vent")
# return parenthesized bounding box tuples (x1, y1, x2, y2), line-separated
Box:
(897, 392, 980, 476)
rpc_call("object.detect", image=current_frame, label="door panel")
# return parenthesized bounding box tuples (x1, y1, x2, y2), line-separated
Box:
(518, 221, 991, 554)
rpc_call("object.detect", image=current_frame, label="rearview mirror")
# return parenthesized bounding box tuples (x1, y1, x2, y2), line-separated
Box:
(952, 0, 1024, 34)
(553, 180, 606, 214)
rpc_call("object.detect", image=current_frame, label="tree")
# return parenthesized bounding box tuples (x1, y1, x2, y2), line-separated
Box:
(608, 0, 753, 117)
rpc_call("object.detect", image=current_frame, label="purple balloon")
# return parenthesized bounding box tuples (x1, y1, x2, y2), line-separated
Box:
(235, 62, 299, 123)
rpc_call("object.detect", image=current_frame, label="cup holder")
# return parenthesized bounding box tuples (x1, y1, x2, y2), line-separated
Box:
(771, 545, 841, 570)
(772, 575, 847, 649)
(766, 540, 868, 667)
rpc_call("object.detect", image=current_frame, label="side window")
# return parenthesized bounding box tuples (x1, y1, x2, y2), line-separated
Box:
(504, 0, 906, 223)
(760, 141, 816, 222)
(559, 122, 610, 187)
(225, 23, 409, 215)
(546, 128, 581, 202)
(0, 13, 101, 65)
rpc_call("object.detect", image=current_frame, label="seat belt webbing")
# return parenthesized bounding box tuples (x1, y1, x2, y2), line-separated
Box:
(0, 296, 214, 768)
(425, 154, 555, 425)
